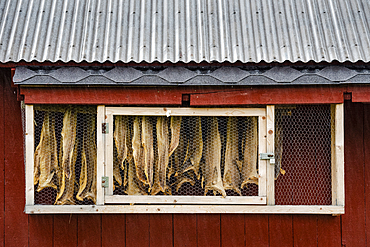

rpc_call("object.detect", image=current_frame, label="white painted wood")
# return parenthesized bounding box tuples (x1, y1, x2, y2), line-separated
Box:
(105, 195, 266, 204)
(105, 107, 266, 116)
(106, 112, 114, 195)
(96, 105, 105, 205)
(258, 115, 267, 197)
(266, 105, 275, 205)
(24, 205, 344, 214)
(334, 104, 344, 206)
(25, 105, 34, 206)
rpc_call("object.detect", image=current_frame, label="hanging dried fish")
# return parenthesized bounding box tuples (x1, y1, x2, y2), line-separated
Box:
(169, 116, 182, 157)
(34, 112, 58, 191)
(132, 116, 147, 184)
(241, 117, 259, 188)
(76, 114, 97, 203)
(222, 117, 241, 195)
(126, 158, 147, 195)
(55, 139, 78, 205)
(186, 116, 203, 180)
(156, 117, 170, 192)
(142, 116, 154, 187)
(114, 116, 129, 169)
(202, 117, 226, 197)
(60, 109, 78, 179)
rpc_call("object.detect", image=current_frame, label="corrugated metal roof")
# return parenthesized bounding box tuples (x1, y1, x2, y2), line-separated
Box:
(1, 0, 370, 64)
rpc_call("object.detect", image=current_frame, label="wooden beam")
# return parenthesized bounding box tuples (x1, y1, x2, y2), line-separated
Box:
(266, 105, 275, 205)
(96, 105, 105, 205)
(25, 104, 34, 205)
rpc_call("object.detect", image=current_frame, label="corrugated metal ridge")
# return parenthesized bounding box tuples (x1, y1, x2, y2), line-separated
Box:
(14, 66, 370, 86)
(1, 0, 370, 64)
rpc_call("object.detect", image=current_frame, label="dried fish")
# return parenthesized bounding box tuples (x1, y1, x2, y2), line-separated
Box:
(142, 116, 154, 187)
(76, 114, 97, 203)
(132, 116, 147, 184)
(186, 116, 203, 180)
(223, 117, 242, 195)
(169, 116, 182, 157)
(114, 116, 129, 169)
(241, 117, 259, 188)
(156, 117, 170, 192)
(126, 158, 147, 195)
(202, 117, 226, 197)
(60, 109, 78, 179)
(34, 112, 58, 191)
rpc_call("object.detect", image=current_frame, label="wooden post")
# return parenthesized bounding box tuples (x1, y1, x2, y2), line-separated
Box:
(25, 104, 34, 205)
(96, 105, 105, 205)
(258, 114, 267, 197)
(266, 105, 275, 205)
(332, 104, 344, 206)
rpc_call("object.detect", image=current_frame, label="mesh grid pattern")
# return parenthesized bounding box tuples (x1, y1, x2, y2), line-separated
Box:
(112, 116, 259, 197)
(274, 105, 332, 205)
(33, 105, 97, 205)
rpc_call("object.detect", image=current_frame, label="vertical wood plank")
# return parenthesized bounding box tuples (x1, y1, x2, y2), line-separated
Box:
(25, 104, 34, 205)
(28, 215, 53, 247)
(126, 214, 149, 247)
(317, 215, 341, 247)
(245, 214, 268, 247)
(221, 214, 245, 247)
(149, 214, 173, 247)
(105, 111, 114, 195)
(54, 215, 78, 247)
(102, 215, 125, 247)
(173, 214, 197, 247)
(3, 69, 28, 246)
(266, 105, 274, 204)
(342, 102, 366, 247)
(259, 114, 267, 198)
(363, 104, 370, 247)
(96, 105, 105, 204)
(78, 215, 102, 247)
(269, 215, 293, 247)
(333, 104, 344, 206)
(292, 215, 317, 247)
(0, 70, 5, 247)
(197, 214, 220, 247)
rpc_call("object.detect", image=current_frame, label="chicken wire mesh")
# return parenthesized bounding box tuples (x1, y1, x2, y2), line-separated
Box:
(274, 104, 333, 205)
(33, 105, 97, 205)
(112, 116, 259, 197)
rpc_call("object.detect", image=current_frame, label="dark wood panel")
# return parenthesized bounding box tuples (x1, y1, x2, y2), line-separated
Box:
(197, 214, 220, 247)
(77, 215, 102, 247)
(342, 102, 366, 247)
(173, 214, 197, 247)
(3, 69, 28, 247)
(221, 214, 245, 247)
(102, 215, 125, 247)
(292, 215, 317, 247)
(317, 215, 341, 247)
(126, 214, 149, 247)
(28, 215, 53, 247)
(269, 215, 293, 247)
(0, 70, 5, 247)
(245, 214, 268, 247)
(54, 215, 78, 247)
(364, 104, 370, 247)
(149, 214, 173, 247)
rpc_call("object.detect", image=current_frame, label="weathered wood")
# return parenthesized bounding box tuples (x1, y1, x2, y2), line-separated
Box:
(53, 215, 78, 247)
(25, 104, 34, 205)
(102, 215, 125, 247)
(334, 104, 344, 206)
(96, 105, 105, 204)
(105, 110, 114, 195)
(28, 215, 53, 247)
(149, 214, 173, 247)
(173, 214, 196, 247)
(293, 215, 318, 247)
(197, 214, 221, 247)
(259, 115, 267, 197)
(269, 215, 293, 247)
(126, 214, 149, 247)
(0, 70, 5, 247)
(365, 104, 370, 247)
(266, 105, 274, 205)
(221, 214, 245, 247)
(78, 215, 102, 247)
(245, 214, 269, 247)
(317, 215, 341, 247)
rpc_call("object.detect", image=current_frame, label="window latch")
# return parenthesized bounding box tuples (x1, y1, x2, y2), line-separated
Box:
(260, 153, 275, 164)
(102, 176, 109, 188)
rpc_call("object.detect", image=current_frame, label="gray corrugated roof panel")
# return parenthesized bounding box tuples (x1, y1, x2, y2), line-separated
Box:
(1, 0, 370, 64)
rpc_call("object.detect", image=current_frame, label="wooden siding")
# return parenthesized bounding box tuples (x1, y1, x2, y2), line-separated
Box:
(0, 68, 369, 246)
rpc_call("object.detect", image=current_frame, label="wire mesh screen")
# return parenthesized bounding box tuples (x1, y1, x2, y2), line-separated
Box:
(112, 116, 259, 197)
(274, 105, 332, 205)
(33, 105, 97, 205)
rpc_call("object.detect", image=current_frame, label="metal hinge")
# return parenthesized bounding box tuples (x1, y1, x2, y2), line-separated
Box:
(102, 176, 109, 188)
(260, 153, 275, 164)
(102, 123, 109, 134)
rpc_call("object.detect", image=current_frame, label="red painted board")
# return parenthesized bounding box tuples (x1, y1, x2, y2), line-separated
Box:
(317, 215, 341, 247)
(102, 215, 125, 247)
(342, 102, 366, 247)
(221, 214, 245, 247)
(350, 85, 370, 103)
(190, 86, 344, 106)
(244, 214, 268, 247)
(54, 215, 78, 247)
(21, 87, 183, 105)
(0, 70, 5, 247)
(173, 214, 197, 247)
(269, 215, 293, 247)
(77, 215, 102, 247)
(364, 104, 370, 247)
(197, 214, 220, 247)
(126, 214, 149, 247)
(292, 215, 317, 247)
(28, 215, 53, 247)
(3, 69, 28, 247)
(149, 214, 173, 247)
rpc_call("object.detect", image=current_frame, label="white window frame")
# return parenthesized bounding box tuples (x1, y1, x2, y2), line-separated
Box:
(24, 104, 344, 214)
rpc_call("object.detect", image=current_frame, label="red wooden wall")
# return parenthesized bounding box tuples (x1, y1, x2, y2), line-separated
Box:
(0, 68, 369, 246)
